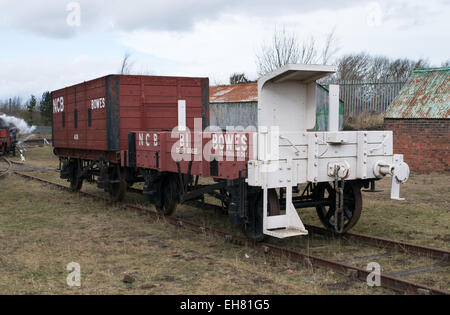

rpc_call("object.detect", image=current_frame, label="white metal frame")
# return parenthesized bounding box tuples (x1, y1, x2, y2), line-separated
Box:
(247, 64, 410, 239)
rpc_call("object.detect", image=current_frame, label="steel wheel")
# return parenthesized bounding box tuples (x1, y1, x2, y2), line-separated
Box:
(69, 160, 83, 192)
(243, 188, 280, 242)
(108, 167, 126, 202)
(220, 188, 232, 211)
(315, 181, 362, 233)
(156, 174, 179, 216)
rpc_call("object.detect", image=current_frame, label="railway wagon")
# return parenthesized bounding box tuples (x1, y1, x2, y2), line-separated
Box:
(52, 65, 410, 241)
(52, 74, 209, 192)
(0, 127, 17, 156)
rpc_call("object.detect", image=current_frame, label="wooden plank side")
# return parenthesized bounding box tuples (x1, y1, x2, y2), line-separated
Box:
(54, 75, 208, 159)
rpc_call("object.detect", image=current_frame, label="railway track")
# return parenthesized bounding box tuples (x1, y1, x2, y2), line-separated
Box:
(10, 169, 450, 295)
(0, 157, 12, 177)
(305, 225, 450, 262)
(184, 200, 450, 262)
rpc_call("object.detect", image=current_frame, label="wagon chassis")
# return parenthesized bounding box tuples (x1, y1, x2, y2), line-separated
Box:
(57, 152, 373, 239)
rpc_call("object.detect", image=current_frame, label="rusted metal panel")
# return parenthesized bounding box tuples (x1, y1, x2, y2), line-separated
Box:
(385, 68, 450, 119)
(210, 83, 258, 103)
(209, 83, 258, 129)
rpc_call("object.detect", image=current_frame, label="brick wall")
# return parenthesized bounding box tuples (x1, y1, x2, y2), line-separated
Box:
(384, 119, 449, 173)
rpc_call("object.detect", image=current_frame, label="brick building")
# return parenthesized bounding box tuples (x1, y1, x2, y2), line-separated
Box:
(384, 68, 449, 173)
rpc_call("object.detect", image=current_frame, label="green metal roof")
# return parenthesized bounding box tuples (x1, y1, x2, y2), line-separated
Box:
(385, 67, 449, 119)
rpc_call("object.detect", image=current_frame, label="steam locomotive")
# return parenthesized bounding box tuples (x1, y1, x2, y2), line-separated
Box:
(0, 125, 17, 156)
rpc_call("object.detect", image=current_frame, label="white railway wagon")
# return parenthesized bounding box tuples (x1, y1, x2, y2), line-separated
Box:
(246, 64, 409, 239)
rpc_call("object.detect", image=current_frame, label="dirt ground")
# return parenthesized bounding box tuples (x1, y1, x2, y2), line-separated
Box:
(0, 146, 448, 294)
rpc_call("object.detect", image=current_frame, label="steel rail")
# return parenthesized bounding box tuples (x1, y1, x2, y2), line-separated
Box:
(12, 171, 450, 295)
(304, 225, 450, 262)
(0, 157, 12, 177)
(185, 200, 450, 262)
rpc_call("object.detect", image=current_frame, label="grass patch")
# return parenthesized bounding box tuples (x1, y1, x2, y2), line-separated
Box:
(343, 112, 385, 130)
(3, 174, 387, 295)
(1, 146, 448, 294)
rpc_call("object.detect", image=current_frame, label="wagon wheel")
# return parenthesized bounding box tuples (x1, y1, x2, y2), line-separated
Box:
(220, 188, 232, 212)
(243, 188, 281, 242)
(156, 174, 179, 216)
(108, 166, 126, 202)
(69, 160, 83, 192)
(314, 181, 362, 233)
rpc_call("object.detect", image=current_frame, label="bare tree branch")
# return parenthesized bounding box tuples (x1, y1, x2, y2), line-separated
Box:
(256, 27, 339, 76)
(256, 27, 302, 76)
(331, 53, 431, 82)
(120, 52, 135, 75)
(321, 28, 339, 64)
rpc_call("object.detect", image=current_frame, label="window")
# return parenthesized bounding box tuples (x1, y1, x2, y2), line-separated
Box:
(62, 112, 65, 128)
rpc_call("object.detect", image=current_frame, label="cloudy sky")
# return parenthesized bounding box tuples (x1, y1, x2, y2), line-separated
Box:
(0, 0, 449, 100)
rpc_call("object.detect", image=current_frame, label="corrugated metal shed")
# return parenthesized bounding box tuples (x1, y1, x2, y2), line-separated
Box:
(209, 83, 343, 131)
(385, 68, 450, 119)
(210, 83, 258, 103)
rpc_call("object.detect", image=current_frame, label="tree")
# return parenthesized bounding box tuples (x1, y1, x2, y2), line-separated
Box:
(334, 53, 371, 81)
(367, 56, 391, 81)
(387, 58, 429, 81)
(256, 28, 302, 77)
(39, 91, 52, 125)
(229, 73, 250, 84)
(27, 95, 37, 125)
(256, 27, 339, 76)
(332, 54, 430, 82)
(321, 28, 339, 64)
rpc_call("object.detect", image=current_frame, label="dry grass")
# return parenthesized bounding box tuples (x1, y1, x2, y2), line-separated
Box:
(1, 146, 449, 294)
(343, 113, 385, 131)
(0, 174, 384, 295)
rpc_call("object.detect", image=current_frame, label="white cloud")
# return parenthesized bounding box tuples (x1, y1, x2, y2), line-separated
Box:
(0, 0, 361, 37)
(120, 14, 268, 82)
(120, 2, 450, 83)
(0, 0, 448, 100)
(0, 56, 120, 100)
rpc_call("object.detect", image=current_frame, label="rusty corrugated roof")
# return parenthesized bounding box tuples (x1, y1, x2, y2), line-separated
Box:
(210, 83, 258, 103)
(385, 67, 450, 119)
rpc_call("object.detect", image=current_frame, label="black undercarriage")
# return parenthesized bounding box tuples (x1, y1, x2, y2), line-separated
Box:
(59, 157, 374, 242)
